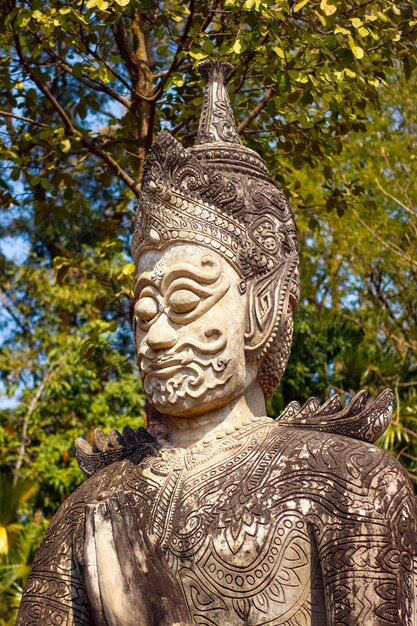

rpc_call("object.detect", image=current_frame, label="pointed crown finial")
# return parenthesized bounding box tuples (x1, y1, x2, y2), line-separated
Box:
(195, 60, 242, 146)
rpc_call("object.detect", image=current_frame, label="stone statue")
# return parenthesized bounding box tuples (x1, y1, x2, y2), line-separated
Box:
(17, 61, 417, 626)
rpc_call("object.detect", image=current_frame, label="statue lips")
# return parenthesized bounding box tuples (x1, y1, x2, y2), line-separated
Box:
(137, 332, 232, 408)
(137, 332, 228, 377)
(140, 353, 192, 378)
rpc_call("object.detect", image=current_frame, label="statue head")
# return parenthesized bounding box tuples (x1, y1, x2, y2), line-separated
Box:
(131, 61, 299, 417)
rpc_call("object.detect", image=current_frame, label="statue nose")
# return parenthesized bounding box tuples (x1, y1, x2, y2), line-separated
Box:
(146, 314, 178, 351)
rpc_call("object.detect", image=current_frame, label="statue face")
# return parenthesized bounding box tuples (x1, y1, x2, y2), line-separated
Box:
(134, 243, 255, 417)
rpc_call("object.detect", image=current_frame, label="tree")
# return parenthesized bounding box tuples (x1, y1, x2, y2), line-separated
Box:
(0, 2, 417, 618)
(277, 68, 417, 478)
(0, 473, 47, 626)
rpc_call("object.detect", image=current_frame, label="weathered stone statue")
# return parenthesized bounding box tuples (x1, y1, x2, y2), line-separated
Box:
(17, 61, 417, 626)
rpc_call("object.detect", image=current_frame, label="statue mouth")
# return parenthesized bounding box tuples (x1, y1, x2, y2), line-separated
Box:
(140, 354, 192, 376)
(137, 331, 227, 377)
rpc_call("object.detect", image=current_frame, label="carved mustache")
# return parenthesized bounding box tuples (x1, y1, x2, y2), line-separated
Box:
(138, 330, 226, 375)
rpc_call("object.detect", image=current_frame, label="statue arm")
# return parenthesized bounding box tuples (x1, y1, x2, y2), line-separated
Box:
(16, 491, 192, 626)
(16, 534, 93, 626)
(316, 460, 417, 626)
(16, 503, 93, 625)
(16, 572, 92, 626)
(83, 491, 192, 626)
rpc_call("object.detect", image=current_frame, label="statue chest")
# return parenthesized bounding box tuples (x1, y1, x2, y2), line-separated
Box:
(140, 434, 327, 625)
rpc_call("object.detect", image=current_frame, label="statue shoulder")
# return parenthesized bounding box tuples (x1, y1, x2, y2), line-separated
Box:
(34, 434, 160, 567)
(265, 412, 415, 508)
(32, 426, 160, 543)
(75, 425, 160, 477)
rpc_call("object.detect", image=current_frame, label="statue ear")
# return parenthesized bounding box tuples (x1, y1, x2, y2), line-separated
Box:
(244, 257, 298, 360)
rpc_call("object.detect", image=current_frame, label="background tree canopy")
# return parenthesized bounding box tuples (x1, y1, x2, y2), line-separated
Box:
(0, 0, 416, 621)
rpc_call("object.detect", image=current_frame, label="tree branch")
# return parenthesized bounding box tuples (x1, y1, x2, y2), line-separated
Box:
(365, 271, 416, 351)
(376, 177, 417, 219)
(154, 0, 218, 100)
(238, 86, 275, 133)
(352, 208, 417, 271)
(13, 370, 51, 485)
(79, 24, 153, 102)
(12, 345, 74, 485)
(14, 33, 73, 130)
(114, 16, 140, 85)
(54, 57, 133, 110)
(13, 30, 140, 196)
(0, 291, 29, 335)
(0, 110, 48, 128)
(24, 30, 135, 110)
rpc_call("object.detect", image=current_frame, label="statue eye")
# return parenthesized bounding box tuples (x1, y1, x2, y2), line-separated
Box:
(135, 297, 158, 322)
(168, 289, 200, 314)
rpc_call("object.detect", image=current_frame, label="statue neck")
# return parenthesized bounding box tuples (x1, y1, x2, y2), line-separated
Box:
(164, 381, 267, 448)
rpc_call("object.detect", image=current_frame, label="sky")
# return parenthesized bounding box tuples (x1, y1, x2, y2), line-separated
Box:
(0, 234, 29, 409)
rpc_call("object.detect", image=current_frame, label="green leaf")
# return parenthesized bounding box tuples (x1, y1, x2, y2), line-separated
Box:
(64, 186, 73, 200)
(243, 0, 261, 9)
(320, 0, 337, 16)
(16, 14, 31, 28)
(113, 0, 131, 5)
(60, 139, 71, 153)
(171, 73, 185, 87)
(53, 257, 70, 270)
(348, 37, 364, 59)
(293, 0, 309, 12)
(119, 263, 135, 277)
(39, 128, 53, 140)
(232, 39, 243, 54)
(96, 320, 118, 334)
(276, 72, 290, 92)
(98, 67, 113, 83)
(323, 164, 333, 181)
(273, 46, 285, 59)
(40, 177, 51, 190)
(334, 25, 350, 36)
(72, 63, 84, 79)
(189, 50, 208, 61)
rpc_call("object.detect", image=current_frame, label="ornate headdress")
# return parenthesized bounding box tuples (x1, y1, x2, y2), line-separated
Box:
(132, 61, 299, 397)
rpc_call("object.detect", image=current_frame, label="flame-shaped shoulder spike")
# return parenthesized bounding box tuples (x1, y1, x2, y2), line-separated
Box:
(195, 60, 242, 146)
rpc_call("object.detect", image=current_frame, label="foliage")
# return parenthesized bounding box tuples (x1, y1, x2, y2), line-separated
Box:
(0, 473, 37, 556)
(0, 474, 48, 626)
(273, 70, 417, 479)
(0, 0, 416, 619)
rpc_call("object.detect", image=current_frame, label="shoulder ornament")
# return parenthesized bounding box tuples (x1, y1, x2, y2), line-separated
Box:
(276, 388, 393, 443)
(75, 426, 159, 476)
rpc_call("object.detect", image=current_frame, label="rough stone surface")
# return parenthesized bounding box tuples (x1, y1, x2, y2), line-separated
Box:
(17, 61, 417, 626)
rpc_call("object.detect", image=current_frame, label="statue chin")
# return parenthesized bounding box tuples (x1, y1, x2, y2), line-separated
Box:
(143, 365, 251, 417)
